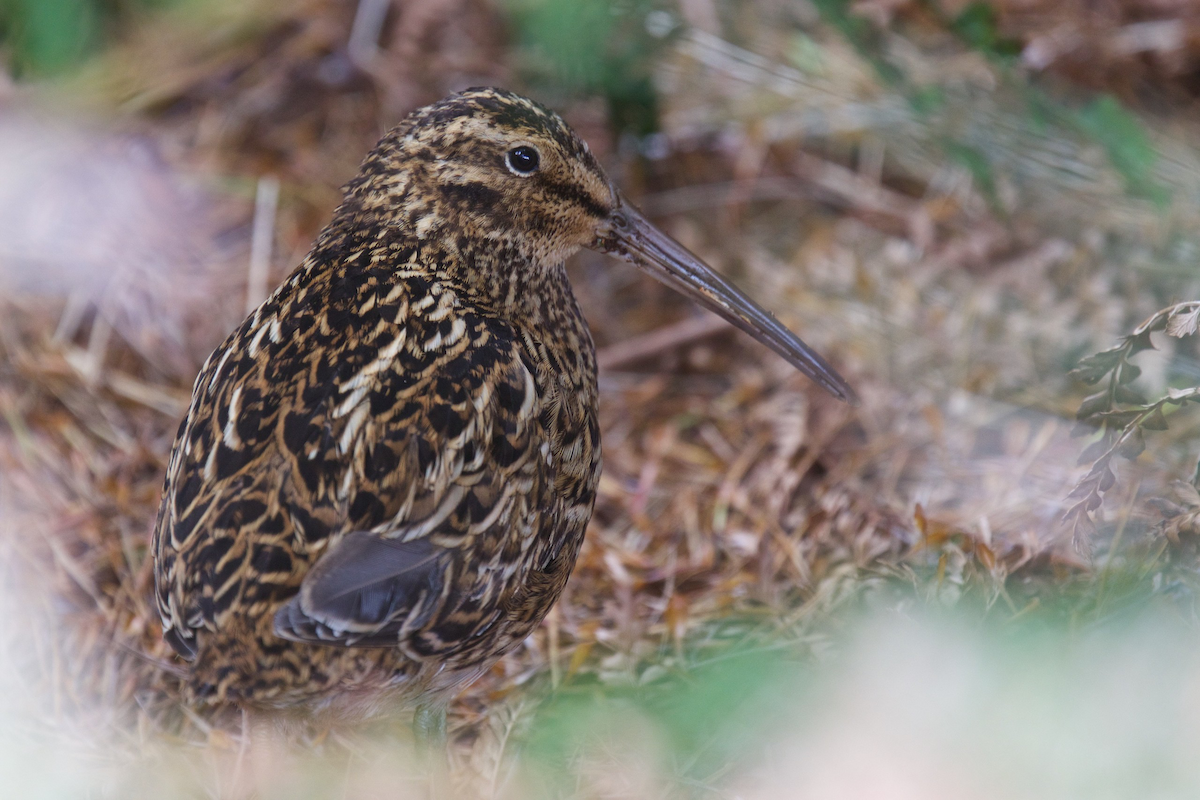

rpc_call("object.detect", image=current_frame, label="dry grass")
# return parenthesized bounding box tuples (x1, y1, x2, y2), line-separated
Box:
(5, 0, 1200, 796)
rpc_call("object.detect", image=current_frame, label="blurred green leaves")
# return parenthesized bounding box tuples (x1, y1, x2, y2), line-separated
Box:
(515, 589, 1200, 798)
(1023, 89, 1170, 204)
(811, 0, 902, 85)
(1074, 95, 1169, 206)
(0, 0, 99, 76)
(945, 140, 1000, 207)
(949, 1, 1021, 59)
(0, 0, 177, 77)
(811, 1, 1172, 210)
(506, 0, 667, 135)
(525, 646, 798, 795)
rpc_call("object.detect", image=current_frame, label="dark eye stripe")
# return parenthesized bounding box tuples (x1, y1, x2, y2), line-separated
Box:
(540, 178, 609, 219)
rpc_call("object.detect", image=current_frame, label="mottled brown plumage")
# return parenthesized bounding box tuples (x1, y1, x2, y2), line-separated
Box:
(153, 87, 853, 716)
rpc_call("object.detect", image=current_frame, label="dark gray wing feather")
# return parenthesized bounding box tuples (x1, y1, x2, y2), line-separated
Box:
(273, 532, 448, 647)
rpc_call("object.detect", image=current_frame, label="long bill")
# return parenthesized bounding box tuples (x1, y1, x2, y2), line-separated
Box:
(593, 193, 859, 405)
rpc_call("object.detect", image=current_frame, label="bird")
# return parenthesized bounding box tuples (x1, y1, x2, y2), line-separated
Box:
(151, 87, 856, 729)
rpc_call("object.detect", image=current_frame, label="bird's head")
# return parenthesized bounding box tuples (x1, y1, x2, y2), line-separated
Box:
(344, 87, 856, 404)
(345, 87, 615, 268)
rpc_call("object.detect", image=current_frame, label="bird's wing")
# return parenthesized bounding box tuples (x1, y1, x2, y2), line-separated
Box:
(153, 263, 560, 658)
(272, 531, 445, 647)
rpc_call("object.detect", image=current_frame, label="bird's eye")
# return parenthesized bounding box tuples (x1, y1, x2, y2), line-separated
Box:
(505, 146, 540, 175)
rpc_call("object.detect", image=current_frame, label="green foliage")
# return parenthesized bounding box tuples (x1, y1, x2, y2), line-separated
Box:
(810, 0, 902, 85)
(0, 0, 177, 77)
(939, 4, 1167, 203)
(908, 84, 946, 115)
(506, 0, 666, 135)
(647, 649, 793, 756)
(1073, 95, 1170, 206)
(944, 140, 999, 207)
(518, 587, 1200, 797)
(515, 0, 612, 89)
(526, 645, 799, 793)
(1021, 88, 1169, 204)
(948, 1, 1021, 58)
(0, 0, 98, 75)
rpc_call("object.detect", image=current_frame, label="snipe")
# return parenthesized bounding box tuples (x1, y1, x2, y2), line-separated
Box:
(153, 87, 855, 722)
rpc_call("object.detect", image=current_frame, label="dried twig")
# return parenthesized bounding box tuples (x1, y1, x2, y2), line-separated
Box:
(596, 315, 731, 371)
(246, 176, 280, 315)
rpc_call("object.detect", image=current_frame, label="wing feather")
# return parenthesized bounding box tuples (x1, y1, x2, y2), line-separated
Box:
(273, 532, 447, 646)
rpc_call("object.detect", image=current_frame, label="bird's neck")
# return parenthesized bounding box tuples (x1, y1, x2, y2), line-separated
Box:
(310, 211, 596, 374)
(448, 236, 599, 392)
